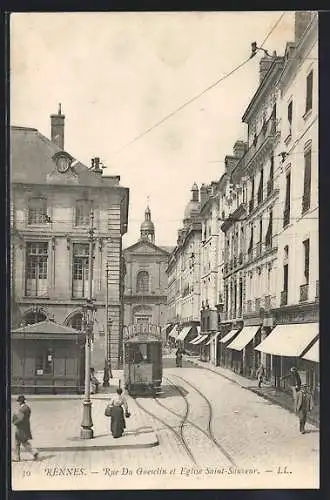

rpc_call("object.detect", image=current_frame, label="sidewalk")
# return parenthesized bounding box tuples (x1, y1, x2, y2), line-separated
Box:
(11, 370, 159, 451)
(186, 357, 319, 427)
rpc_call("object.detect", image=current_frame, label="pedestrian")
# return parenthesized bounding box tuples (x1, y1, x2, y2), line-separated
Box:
(90, 367, 99, 394)
(256, 363, 265, 388)
(281, 366, 301, 406)
(12, 395, 39, 462)
(105, 388, 130, 438)
(175, 346, 184, 367)
(295, 384, 313, 434)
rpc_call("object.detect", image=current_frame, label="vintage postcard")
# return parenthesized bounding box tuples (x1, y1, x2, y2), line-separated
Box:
(9, 11, 319, 491)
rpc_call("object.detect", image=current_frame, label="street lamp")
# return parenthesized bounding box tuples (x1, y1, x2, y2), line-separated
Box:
(103, 262, 113, 387)
(80, 210, 96, 439)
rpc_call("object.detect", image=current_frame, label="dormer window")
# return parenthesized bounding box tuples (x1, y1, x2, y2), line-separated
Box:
(28, 197, 48, 225)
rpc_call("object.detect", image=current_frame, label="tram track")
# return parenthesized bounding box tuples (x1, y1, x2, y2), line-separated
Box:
(133, 395, 198, 466)
(170, 373, 237, 466)
(133, 372, 236, 468)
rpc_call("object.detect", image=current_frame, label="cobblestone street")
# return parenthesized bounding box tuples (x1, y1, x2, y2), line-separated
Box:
(11, 362, 319, 490)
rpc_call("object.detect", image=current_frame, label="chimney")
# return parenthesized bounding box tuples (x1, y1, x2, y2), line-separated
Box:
(233, 140, 247, 158)
(92, 156, 103, 175)
(259, 56, 274, 84)
(50, 103, 65, 150)
(200, 184, 208, 207)
(295, 11, 312, 43)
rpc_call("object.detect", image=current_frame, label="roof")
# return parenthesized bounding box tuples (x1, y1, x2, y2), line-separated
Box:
(123, 239, 170, 256)
(11, 126, 123, 189)
(11, 319, 83, 338)
(159, 245, 175, 254)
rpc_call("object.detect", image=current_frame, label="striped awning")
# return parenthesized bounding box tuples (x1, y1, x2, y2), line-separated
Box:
(192, 334, 209, 345)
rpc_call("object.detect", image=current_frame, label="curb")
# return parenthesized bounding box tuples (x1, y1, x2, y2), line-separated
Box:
(36, 432, 159, 452)
(186, 358, 319, 428)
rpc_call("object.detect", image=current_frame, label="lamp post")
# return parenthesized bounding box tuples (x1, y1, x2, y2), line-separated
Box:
(80, 210, 95, 439)
(103, 262, 113, 386)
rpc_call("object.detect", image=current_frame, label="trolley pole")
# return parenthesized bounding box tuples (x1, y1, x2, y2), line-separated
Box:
(80, 210, 95, 439)
(103, 262, 112, 386)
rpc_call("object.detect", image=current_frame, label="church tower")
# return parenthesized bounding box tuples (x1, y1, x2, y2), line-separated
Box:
(140, 206, 155, 243)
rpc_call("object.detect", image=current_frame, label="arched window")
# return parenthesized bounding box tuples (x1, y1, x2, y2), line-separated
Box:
(28, 197, 48, 225)
(136, 271, 149, 293)
(68, 313, 83, 331)
(23, 310, 47, 325)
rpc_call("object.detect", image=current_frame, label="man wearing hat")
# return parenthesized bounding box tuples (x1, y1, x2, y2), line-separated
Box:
(295, 384, 313, 434)
(12, 395, 39, 462)
(281, 366, 302, 407)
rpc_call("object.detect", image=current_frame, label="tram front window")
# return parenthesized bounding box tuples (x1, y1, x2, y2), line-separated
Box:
(132, 344, 149, 364)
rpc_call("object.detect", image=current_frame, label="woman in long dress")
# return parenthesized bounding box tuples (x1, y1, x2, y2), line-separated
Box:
(109, 388, 130, 438)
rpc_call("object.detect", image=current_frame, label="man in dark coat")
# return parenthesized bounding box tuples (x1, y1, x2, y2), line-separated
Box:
(12, 395, 39, 462)
(281, 366, 301, 407)
(295, 385, 313, 434)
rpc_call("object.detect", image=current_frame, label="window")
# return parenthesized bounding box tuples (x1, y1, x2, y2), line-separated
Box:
(69, 313, 84, 331)
(283, 171, 291, 227)
(265, 210, 273, 248)
(259, 218, 263, 243)
(249, 177, 255, 212)
(28, 198, 48, 225)
(72, 243, 89, 298)
(268, 155, 274, 196)
(305, 70, 313, 113)
(35, 348, 53, 375)
(303, 239, 310, 284)
(302, 147, 312, 213)
(257, 169, 264, 204)
(283, 264, 289, 291)
(75, 200, 91, 226)
(136, 271, 149, 293)
(287, 101, 293, 135)
(25, 242, 49, 297)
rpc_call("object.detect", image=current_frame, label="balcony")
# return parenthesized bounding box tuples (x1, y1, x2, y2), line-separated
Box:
(300, 283, 309, 303)
(316, 280, 319, 301)
(280, 290, 288, 306)
(244, 118, 279, 170)
(255, 297, 261, 311)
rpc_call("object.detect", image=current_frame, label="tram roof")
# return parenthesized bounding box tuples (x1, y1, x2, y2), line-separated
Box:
(125, 335, 161, 344)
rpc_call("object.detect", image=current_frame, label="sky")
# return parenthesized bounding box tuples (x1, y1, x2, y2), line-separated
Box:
(10, 11, 295, 247)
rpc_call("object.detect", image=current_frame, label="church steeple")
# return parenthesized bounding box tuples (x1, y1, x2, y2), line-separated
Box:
(140, 205, 155, 243)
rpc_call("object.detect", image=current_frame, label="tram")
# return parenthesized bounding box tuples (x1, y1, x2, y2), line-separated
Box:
(123, 325, 163, 396)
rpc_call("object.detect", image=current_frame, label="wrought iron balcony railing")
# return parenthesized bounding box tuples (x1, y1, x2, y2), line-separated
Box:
(300, 283, 309, 303)
(280, 290, 288, 306)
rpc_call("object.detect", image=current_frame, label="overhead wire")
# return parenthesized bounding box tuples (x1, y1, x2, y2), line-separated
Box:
(108, 11, 288, 158)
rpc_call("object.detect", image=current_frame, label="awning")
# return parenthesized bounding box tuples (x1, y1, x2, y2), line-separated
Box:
(168, 325, 179, 339)
(176, 326, 192, 342)
(227, 326, 261, 351)
(190, 334, 202, 344)
(220, 329, 240, 344)
(192, 335, 209, 345)
(205, 331, 221, 346)
(255, 323, 318, 357)
(302, 339, 319, 363)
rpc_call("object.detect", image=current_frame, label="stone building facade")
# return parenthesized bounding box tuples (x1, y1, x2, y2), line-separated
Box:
(122, 207, 171, 338)
(11, 106, 129, 370)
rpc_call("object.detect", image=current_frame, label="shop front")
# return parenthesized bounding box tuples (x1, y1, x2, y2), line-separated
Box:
(226, 325, 261, 377)
(255, 322, 319, 394)
(11, 320, 85, 394)
(218, 327, 240, 369)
